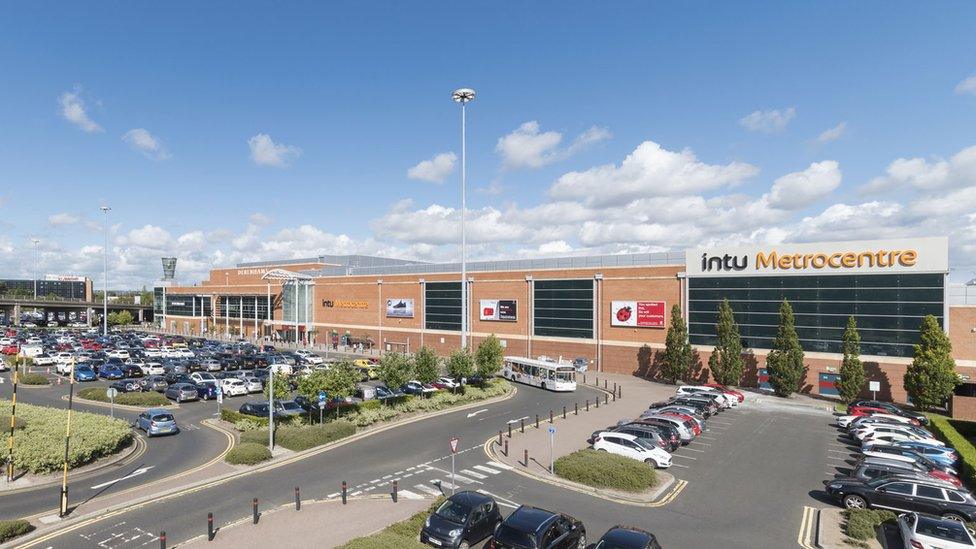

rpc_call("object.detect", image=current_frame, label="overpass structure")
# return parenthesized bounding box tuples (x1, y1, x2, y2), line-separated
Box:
(0, 295, 153, 326)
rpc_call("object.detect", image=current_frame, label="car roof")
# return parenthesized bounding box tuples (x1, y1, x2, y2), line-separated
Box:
(599, 431, 636, 441)
(506, 506, 558, 532)
(602, 526, 655, 545)
(145, 408, 170, 414)
(448, 490, 492, 506)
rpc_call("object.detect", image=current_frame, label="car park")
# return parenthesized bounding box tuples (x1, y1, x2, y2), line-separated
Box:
(421, 491, 503, 548)
(489, 505, 586, 549)
(825, 477, 976, 522)
(136, 409, 179, 437)
(592, 431, 672, 469)
(594, 526, 662, 549)
(897, 512, 976, 549)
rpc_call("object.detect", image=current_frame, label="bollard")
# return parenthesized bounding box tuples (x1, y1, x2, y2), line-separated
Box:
(574, 402, 578, 415)
(535, 414, 539, 428)
(504, 438, 508, 456)
(523, 449, 528, 467)
(585, 399, 589, 412)
(252, 498, 259, 524)
(295, 486, 301, 511)
(596, 397, 600, 409)
(604, 379, 608, 389)
(392, 480, 398, 503)
(549, 410, 553, 423)
(342, 481, 347, 504)
(208, 513, 214, 541)
(596, 376, 599, 387)
(521, 418, 525, 433)
(160, 531, 166, 549)
(498, 430, 503, 445)
(508, 423, 512, 438)
(562, 406, 566, 419)
(613, 382, 617, 398)
(605, 393, 609, 405)
(618, 385, 622, 399)
(582, 373, 586, 384)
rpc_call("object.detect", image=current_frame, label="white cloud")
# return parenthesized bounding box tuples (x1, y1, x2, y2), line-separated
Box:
(407, 152, 456, 183)
(863, 144, 976, 193)
(496, 121, 610, 169)
(738, 107, 796, 133)
(48, 213, 80, 226)
(120, 225, 172, 249)
(248, 133, 302, 167)
(475, 181, 503, 195)
(58, 88, 103, 133)
(371, 199, 526, 245)
(549, 140, 759, 207)
(816, 122, 847, 144)
(767, 160, 842, 210)
(955, 75, 976, 96)
(249, 213, 273, 226)
(122, 128, 170, 160)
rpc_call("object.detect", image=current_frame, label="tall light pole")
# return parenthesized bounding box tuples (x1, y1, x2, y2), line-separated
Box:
(452, 87, 475, 350)
(31, 238, 40, 300)
(100, 206, 111, 336)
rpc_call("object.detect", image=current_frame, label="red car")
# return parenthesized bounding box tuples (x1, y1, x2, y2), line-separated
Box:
(1, 344, 19, 355)
(704, 383, 745, 403)
(847, 405, 889, 417)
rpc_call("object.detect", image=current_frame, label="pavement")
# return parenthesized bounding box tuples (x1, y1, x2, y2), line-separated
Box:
(180, 496, 431, 548)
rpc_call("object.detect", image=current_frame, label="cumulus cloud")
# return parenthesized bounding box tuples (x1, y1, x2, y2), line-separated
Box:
(738, 107, 796, 133)
(816, 122, 847, 144)
(955, 75, 976, 96)
(58, 88, 103, 133)
(249, 213, 273, 226)
(767, 160, 842, 210)
(407, 152, 456, 183)
(248, 133, 302, 167)
(371, 199, 526, 245)
(122, 128, 170, 160)
(548, 140, 759, 207)
(496, 121, 610, 169)
(48, 213, 80, 226)
(863, 144, 976, 193)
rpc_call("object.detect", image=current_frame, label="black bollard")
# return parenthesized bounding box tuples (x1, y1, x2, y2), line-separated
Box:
(392, 480, 398, 503)
(605, 393, 609, 405)
(535, 414, 539, 428)
(562, 406, 566, 419)
(208, 513, 214, 541)
(498, 430, 502, 445)
(596, 397, 600, 409)
(252, 498, 259, 524)
(160, 531, 166, 549)
(585, 399, 589, 411)
(342, 481, 347, 504)
(508, 423, 512, 438)
(523, 449, 528, 467)
(521, 418, 525, 433)
(549, 410, 553, 423)
(574, 402, 578, 415)
(504, 439, 508, 456)
(295, 486, 301, 511)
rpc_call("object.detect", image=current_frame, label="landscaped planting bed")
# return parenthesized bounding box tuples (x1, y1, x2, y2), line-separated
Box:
(17, 373, 49, 385)
(553, 448, 657, 492)
(339, 497, 444, 549)
(77, 387, 170, 407)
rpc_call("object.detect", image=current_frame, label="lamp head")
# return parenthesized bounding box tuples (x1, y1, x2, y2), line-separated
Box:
(100, 206, 111, 213)
(452, 88, 476, 104)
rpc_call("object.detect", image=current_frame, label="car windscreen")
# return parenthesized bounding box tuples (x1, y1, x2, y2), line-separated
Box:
(151, 414, 174, 423)
(493, 524, 536, 548)
(634, 438, 657, 451)
(282, 402, 302, 411)
(916, 516, 973, 544)
(434, 499, 471, 524)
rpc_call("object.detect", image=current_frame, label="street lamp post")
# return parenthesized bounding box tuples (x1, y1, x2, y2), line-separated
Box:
(100, 206, 111, 336)
(452, 87, 475, 350)
(31, 238, 40, 300)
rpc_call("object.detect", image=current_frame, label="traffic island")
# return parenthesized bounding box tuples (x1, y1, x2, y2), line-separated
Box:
(816, 508, 886, 549)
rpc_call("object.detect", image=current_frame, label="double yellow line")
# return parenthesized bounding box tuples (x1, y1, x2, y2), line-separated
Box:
(796, 506, 819, 548)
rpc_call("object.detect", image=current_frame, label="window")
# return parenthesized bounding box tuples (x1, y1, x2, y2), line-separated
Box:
(533, 279, 593, 339)
(915, 485, 946, 500)
(882, 482, 914, 495)
(862, 468, 882, 478)
(947, 491, 967, 503)
(425, 281, 461, 331)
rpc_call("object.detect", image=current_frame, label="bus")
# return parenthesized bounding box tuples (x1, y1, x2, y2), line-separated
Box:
(502, 356, 577, 392)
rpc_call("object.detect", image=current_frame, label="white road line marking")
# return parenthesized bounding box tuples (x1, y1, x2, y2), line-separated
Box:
(452, 474, 475, 483)
(90, 466, 156, 490)
(472, 465, 500, 474)
(682, 448, 706, 453)
(399, 489, 424, 500)
(489, 461, 512, 470)
(350, 490, 363, 496)
(395, 470, 404, 475)
(698, 435, 717, 440)
(327, 492, 339, 498)
(382, 474, 393, 479)
(415, 484, 442, 496)
(370, 478, 380, 483)
(672, 454, 697, 460)
(460, 469, 488, 479)
(670, 463, 690, 468)
(506, 416, 530, 424)
(476, 489, 520, 509)
(826, 456, 848, 461)
(406, 466, 417, 471)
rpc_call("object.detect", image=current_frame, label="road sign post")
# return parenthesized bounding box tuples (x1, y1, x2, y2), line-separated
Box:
(869, 380, 880, 401)
(547, 426, 556, 474)
(449, 436, 459, 495)
(216, 385, 223, 415)
(106, 387, 118, 419)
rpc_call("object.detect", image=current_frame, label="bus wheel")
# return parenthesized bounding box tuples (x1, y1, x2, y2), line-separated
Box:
(541, 383, 546, 391)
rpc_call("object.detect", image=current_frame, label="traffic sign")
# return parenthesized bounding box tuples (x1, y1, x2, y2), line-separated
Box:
(318, 391, 327, 403)
(318, 401, 326, 409)
(105, 387, 118, 399)
(449, 436, 459, 454)
(548, 426, 556, 434)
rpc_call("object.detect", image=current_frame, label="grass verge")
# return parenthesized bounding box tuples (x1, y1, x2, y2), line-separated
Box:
(78, 387, 171, 407)
(0, 520, 35, 543)
(553, 448, 657, 492)
(338, 497, 444, 549)
(17, 373, 49, 385)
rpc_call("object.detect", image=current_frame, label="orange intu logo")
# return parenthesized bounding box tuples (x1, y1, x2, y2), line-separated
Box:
(755, 249, 917, 270)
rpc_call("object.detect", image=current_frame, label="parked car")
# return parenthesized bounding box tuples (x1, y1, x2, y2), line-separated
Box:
(243, 376, 263, 393)
(119, 363, 144, 378)
(190, 372, 218, 385)
(194, 382, 219, 400)
(703, 383, 745, 403)
(599, 423, 678, 452)
(98, 365, 125, 380)
(374, 385, 404, 400)
(33, 353, 57, 366)
(489, 506, 586, 549)
(239, 402, 273, 418)
(421, 491, 502, 549)
(165, 383, 200, 403)
(136, 409, 179, 437)
(592, 431, 671, 468)
(846, 456, 963, 488)
(849, 400, 929, 425)
(594, 526, 662, 549)
(402, 380, 437, 395)
(110, 379, 141, 393)
(890, 441, 960, 468)
(432, 377, 461, 390)
(897, 512, 976, 549)
(824, 477, 976, 522)
(139, 375, 169, 392)
(861, 446, 958, 475)
(274, 400, 304, 417)
(74, 365, 98, 382)
(220, 378, 249, 397)
(140, 361, 165, 376)
(634, 416, 693, 445)
(200, 359, 222, 372)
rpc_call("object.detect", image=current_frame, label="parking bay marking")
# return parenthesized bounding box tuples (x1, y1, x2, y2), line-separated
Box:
(672, 454, 697, 460)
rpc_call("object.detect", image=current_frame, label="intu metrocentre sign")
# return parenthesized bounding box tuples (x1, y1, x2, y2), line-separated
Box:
(685, 237, 948, 277)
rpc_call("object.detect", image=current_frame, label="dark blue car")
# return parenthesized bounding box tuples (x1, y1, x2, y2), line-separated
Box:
(74, 365, 97, 381)
(194, 383, 218, 400)
(98, 365, 125, 380)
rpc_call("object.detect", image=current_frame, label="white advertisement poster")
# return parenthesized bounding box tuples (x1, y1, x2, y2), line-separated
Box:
(610, 300, 666, 328)
(386, 298, 415, 318)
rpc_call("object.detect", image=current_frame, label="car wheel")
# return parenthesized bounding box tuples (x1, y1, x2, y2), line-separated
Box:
(943, 512, 967, 523)
(459, 542, 469, 549)
(576, 531, 586, 549)
(843, 494, 867, 510)
(540, 383, 546, 391)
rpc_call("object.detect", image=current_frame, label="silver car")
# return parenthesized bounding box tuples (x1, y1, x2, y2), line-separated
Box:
(137, 409, 179, 437)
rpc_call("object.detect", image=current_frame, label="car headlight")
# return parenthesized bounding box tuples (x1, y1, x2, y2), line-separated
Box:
(424, 517, 430, 528)
(448, 529, 462, 538)
(828, 484, 842, 490)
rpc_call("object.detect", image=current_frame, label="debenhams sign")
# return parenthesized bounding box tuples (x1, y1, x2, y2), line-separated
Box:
(685, 237, 948, 277)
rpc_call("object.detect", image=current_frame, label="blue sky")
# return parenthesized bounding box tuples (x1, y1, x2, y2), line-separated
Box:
(1, 2, 975, 287)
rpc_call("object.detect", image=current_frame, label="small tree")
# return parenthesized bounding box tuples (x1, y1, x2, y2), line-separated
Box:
(377, 351, 413, 392)
(836, 316, 865, 403)
(904, 315, 958, 411)
(413, 346, 440, 386)
(662, 304, 693, 384)
(446, 348, 474, 383)
(474, 335, 505, 383)
(766, 299, 805, 397)
(263, 369, 291, 401)
(297, 362, 359, 401)
(708, 299, 743, 386)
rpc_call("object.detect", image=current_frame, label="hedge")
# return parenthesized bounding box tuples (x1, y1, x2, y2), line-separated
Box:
(338, 497, 444, 549)
(843, 509, 895, 541)
(553, 449, 657, 492)
(0, 520, 34, 543)
(18, 373, 49, 385)
(225, 442, 272, 465)
(344, 380, 512, 428)
(926, 413, 976, 489)
(238, 421, 357, 452)
(0, 400, 132, 474)
(77, 388, 170, 407)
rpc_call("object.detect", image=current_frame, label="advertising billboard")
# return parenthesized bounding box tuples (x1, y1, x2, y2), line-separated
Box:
(386, 298, 415, 318)
(44, 274, 86, 282)
(479, 299, 517, 321)
(611, 301, 666, 328)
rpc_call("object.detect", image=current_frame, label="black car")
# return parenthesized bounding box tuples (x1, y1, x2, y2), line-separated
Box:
(421, 491, 502, 549)
(165, 372, 194, 385)
(119, 363, 143, 378)
(239, 402, 272, 418)
(194, 383, 219, 400)
(824, 476, 976, 522)
(595, 526, 662, 549)
(849, 399, 929, 425)
(110, 378, 141, 393)
(490, 506, 585, 549)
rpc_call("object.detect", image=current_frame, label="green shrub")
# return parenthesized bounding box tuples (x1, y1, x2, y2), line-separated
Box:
(843, 509, 896, 541)
(18, 373, 49, 385)
(77, 388, 170, 407)
(926, 413, 976, 489)
(355, 399, 382, 412)
(225, 442, 272, 465)
(553, 449, 657, 492)
(339, 497, 444, 549)
(234, 418, 266, 432)
(0, 519, 34, 543)
(276, 421, 356, 451)
(221, 408, 269, 427)
(0, 415, 26, 431)
(343, 379, 512, 428)
(0, 400, 132, 474)
(240, 429, 269, 445)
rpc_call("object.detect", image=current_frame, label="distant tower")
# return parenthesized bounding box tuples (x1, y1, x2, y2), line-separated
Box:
(161, 257, 177, 281)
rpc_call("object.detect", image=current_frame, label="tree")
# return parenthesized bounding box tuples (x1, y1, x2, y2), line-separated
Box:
(107, 310, 134, 326)
(904, 315, 958, 411)
(413, 346, 440, 386)
(835, 316, 865, 403)
(707, 299, 743, 386)
(474, 335, 505, 382)
(377, 351, 413, 392)
(263, 368, 291, 401)
(446, 348, 474, 383)
(662, 304, 693, 384)
(766, 299, 805, 397)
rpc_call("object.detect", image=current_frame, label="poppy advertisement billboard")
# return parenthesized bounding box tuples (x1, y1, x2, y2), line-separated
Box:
(479, 299, 517, 321)
(386, 298, 415, 318)
(610, 300, 666, 328)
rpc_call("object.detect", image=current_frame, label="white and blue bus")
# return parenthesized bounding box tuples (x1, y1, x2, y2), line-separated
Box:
(502, 356, 577, 392)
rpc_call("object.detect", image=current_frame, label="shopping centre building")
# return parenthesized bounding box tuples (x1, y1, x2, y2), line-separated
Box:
(155, 237, 976, 403)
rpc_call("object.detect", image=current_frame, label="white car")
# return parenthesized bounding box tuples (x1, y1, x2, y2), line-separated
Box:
(854, 425, 941, 445)
(106, 349, 130, 360)
(141, 361, 165, 376)
(220, 378, 248, 397)
(294, 350, 323, 365)
(200, 359, 222, 372)
(33, 353, 57, 366)
(190, 372, 218, 385)
(675, 385, 737, 408)
(861, 433, 936, 451)
(841, 414, 915, 430)
(436, 377, 461, 390)
(178, 349, 195, 358)
(898, 512, 975, 549)
(144, 348, 163, 358)
(592, 431, 672, 468)
(243, 377, 264, 393)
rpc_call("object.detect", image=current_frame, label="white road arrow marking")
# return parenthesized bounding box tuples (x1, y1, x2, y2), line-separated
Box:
(467, 409, 488, 418)
(506, 416, 530, 424)
(90, 466, 155, 490)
